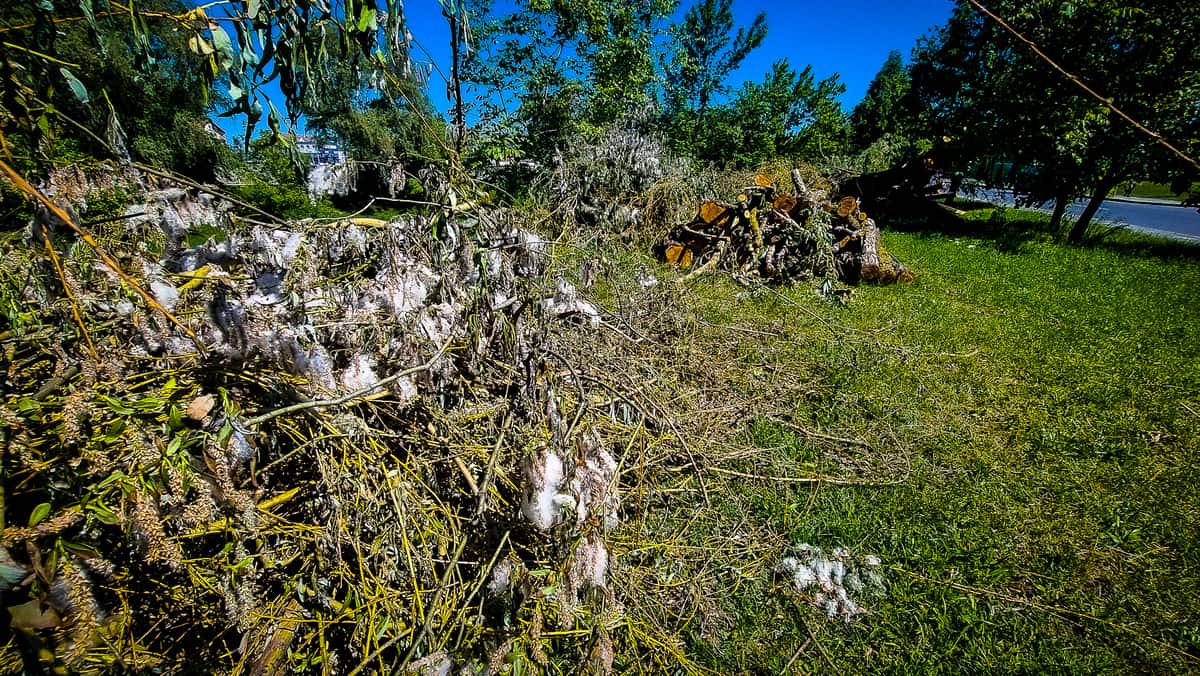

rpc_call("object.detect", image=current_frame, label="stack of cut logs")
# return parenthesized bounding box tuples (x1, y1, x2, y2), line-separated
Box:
(656, 169, 914, 285)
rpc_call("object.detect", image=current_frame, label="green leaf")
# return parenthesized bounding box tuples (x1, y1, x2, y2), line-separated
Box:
(247, 0, 261, 19)
(132, 397, 165, 412)
(267, 101, 282, 136)
(29, 503, 52, 528)
(0, 548, 28, 591)
(87, 503, 119, 525)
(211, 24, 236, 71)
(78, 0, 100, 35)
(217, 421, 234, 446)
(168, 405, 184, 430)
(358, 7, 377, 32)
(100, 395, 135, 415)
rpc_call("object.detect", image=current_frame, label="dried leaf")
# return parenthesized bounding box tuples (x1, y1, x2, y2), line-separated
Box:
(186, 394, 216, 422)
(8, 601, 60, 630)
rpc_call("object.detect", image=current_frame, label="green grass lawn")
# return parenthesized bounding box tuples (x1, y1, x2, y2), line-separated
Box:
(1113, 181, 1200, 201)
(644, 222, 1200, 672)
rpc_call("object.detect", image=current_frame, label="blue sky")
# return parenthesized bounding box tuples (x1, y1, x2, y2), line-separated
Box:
(408, 0, 955, 110)
(216, 0, 955, 138)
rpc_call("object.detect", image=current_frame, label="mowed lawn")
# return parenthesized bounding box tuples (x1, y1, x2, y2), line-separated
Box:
(669, 221, 1200, 673)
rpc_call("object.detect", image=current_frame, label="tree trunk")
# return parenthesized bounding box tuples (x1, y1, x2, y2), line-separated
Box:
(446, 1, 466, 162)
(1048, 188, 1070, 233)
(1067, 172, 1119, 243)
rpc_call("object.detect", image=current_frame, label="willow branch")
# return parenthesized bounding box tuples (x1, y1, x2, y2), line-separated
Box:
(244, 338, 454, 427)
(0, 157, 208, 356)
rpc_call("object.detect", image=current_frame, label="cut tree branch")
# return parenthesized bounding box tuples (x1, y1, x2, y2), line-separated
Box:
(244, 338, 454, 427)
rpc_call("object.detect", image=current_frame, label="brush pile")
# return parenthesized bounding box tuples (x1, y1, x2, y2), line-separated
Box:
(656, 168, 914, 285)
(0, 164, 700, 674)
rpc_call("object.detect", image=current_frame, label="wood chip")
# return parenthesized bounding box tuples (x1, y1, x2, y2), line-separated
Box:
(186, 394, 216, 421)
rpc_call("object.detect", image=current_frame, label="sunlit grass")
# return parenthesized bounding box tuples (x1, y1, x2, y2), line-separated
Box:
(660, 224, 1200, 671)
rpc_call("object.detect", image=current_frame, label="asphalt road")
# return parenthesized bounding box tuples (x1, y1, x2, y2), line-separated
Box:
(970, 188, 1200, 241)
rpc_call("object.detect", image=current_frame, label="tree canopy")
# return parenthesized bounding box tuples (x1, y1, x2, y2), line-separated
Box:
(911, 0, 1200, 239)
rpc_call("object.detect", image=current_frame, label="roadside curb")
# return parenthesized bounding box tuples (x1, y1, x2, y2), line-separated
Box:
(1106, 195, 1193, 207)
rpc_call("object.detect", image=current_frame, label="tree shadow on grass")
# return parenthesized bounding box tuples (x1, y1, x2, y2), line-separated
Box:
(1078, 223, 1200, 261)
(875, 197, 1200, 261)
(875, 199, 1055, 254)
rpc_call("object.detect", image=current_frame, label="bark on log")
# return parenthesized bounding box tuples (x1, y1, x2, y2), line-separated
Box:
(858, 221, 883, 282)
(850, 220, 913, 284)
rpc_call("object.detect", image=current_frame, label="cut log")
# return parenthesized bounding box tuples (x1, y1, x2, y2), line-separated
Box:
(773, 195, 798, 212)
(858, 222, 883, 282)
(658, 167, 913, 286)
(851, 221, 912, 285)
(698, 201, 730, 225)
(837, 196, 859, 218)
(664, 244, 694, 268)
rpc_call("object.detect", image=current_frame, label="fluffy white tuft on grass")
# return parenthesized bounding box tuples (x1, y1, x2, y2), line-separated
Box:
(781, 544, 885, 622)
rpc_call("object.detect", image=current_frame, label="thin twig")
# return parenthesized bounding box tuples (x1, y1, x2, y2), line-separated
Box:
(40, 225, 98, 362)
(770, 418, 874, 449)
(394, 530, 471, 672)
(475, 412, 511, 517)
(244, 339, 453, 427)
(708, 465, 899, 487)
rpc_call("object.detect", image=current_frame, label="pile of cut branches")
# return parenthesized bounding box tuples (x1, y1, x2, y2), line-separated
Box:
(656, 168, 914, 285)
(0, 162, 704, 674)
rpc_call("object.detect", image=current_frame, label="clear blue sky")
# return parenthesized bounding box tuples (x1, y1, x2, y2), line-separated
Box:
(405, 0, 955, 111)
(215, 0, 955, 138)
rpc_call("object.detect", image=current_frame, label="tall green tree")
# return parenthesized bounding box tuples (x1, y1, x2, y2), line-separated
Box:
(694, 59, 847, 167)
(464, 0, 670, 162)
(912, 0, 1200, 241)
(661, 0, 767, 146)
(848, 50, 916, 152)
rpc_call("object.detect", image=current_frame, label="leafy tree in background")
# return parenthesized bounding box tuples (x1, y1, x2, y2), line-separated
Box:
(465, 0, 670, 163)
(0, 0, 233, 181)
(693, 60, 847, 167)
(572, 0, 673, 126)
(661, 0, 767, 149)
(912, 0, 1200, 241)
(463, 1, 580, 163)
(848, 50, 917, 152)
(299, 28, 445, 170)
